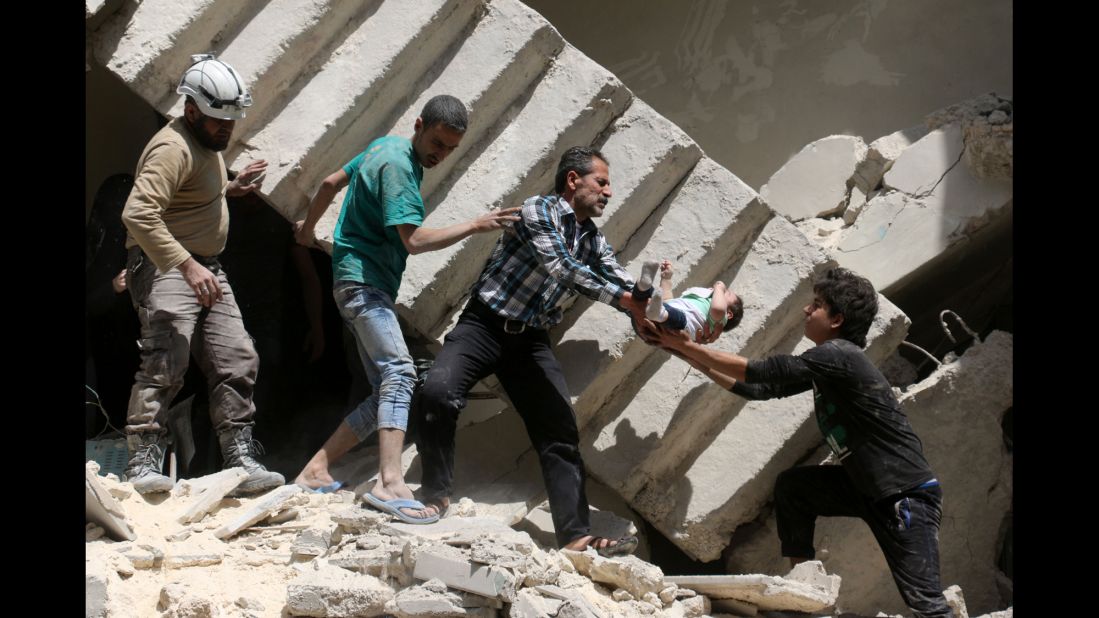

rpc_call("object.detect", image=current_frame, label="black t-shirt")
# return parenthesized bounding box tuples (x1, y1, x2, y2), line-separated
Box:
(730, 338, 935, 501)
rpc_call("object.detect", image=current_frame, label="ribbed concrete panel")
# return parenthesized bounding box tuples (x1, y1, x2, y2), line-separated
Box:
(211, 0, 382, 149)
(396, 45, 633, 339)
(91, 0, 266, 113)
(236, 0, 485, 220)
(556, 157, 769, 428)
(309, 0, 566, 252)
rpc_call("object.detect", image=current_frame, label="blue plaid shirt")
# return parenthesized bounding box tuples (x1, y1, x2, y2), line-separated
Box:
(470, 194, 635, 329)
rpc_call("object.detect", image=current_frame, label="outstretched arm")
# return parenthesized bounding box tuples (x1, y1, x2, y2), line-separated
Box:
(396, 207, 520, 255)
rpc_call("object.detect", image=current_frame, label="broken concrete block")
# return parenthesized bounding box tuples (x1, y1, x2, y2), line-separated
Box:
(925, 93, 1013, 180)
(215, 484, 302, 539)
(292, 521, 340, 558)
(658, 586, 678, 605)
(163, 553, 222, 569)
(286, 561, 396, 617)
(471, 537, 530, 569)
(263, 507, 301, 525)
(666, 561, 839, 612)
(678, 595, 712, 617)
(533, 585, 602, 618)
(760, 135, 867, 221)
(327, 534, 404, 580)
(944, 585, 969, 618)
(387, 578, 474, 617)
(794, 215, 845, 252)
(517, 548, 570, 588)
(561, 550, 666, 601)
(85, 465, 135, 542)
(331, 504, 388, 533)
(510, 589, 563, 618)
(177, 467, 248, 524)
(383, 516, 535, 551)
(413, 544, 520, 602)
(117, 543, 165, 570)
(854, 124, 930, 193)
(640, 591, 661, 609)
(612, 589, 633, 602)
(833, 121, 1012, 292)
(86, 556, 116, 618)
(85, 522, 105, 542)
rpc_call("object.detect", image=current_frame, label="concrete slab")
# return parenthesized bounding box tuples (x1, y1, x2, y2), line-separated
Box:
(760, 135, 867, 221)
(214, 484, 303, 539)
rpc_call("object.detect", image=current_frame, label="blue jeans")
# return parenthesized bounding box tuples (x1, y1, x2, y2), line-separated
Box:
(334, 281, 417, 441)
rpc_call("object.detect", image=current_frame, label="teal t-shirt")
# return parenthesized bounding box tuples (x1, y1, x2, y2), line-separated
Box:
(332, 136, 424, 299)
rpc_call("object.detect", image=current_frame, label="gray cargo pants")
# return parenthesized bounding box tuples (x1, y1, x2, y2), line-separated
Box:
(124, 247, 259, 434)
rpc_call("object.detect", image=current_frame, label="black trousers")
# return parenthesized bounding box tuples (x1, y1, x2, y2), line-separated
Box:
(774, 465, 954, 618)
(414, 300, 590, 547)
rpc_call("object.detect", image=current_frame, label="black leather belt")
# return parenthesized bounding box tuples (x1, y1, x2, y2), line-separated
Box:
(466, 298, 535, 334)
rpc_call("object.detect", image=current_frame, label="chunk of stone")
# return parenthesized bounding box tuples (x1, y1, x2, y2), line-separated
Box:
(286, 562, 395, 617)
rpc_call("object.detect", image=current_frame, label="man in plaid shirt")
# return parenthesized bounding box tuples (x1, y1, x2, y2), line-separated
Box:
(414, 146, 649, 555)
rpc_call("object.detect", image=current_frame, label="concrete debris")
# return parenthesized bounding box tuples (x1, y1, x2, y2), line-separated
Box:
(327, 534, 405, 580)
(387, 578, 494, 617)
(177, 467, 249, 524)
(945, 584, 969, 618)
(86, 555, 116, 618)
(262, 507, 300, 525)
(158, 582, 221, 618)
(412, 544, 520, 602)
(291, 521, 341, 558)
(331, 504, 389, 533)
(510, 588, 564, 618)
(163, 552, 222, 569)
(562, 549, 667, 602)
(86, 522, 106, 542)
(451, 497, 479, 518)
(760, 135, 867, 221)
(86, 464, 136, 541)
(924, 93, 1013, 180)
(678, 595, 710, 617)
(115, 542, 165, 570)
(471, 537, 530, 569)
(612, 589, 634, 602)
(666, 560, 840, 612)
(286, 561, 396, 617)
(973, 609, 1013, 618)
(532, 585, 603, 618)
(658, 585, 678, 604)
(384, 516, 536, 551)
(853, 124, 930, 193)
(214, 484, 302, 539)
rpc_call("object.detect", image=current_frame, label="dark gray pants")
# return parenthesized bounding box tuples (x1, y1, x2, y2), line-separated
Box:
(125, 248, 259, 435)
(774, 465, 953, 618)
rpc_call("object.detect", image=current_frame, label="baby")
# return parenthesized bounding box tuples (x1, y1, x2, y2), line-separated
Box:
(631, 260, 743, 340)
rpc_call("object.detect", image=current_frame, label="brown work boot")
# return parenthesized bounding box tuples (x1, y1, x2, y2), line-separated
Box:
(217, 426, 285, 496)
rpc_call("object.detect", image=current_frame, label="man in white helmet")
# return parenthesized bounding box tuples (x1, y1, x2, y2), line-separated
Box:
(120, 54, 284, 496)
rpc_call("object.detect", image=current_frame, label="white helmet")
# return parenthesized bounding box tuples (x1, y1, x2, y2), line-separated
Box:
(177, 54, 252, 120)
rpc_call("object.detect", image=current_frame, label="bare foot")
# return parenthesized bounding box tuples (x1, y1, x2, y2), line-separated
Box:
(370, 481, 435, 520)
(293, 468, 335, 490)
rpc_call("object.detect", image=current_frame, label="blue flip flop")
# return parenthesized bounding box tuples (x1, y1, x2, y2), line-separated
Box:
(298, 481, 345, 494)
(363, 492, 441, 524)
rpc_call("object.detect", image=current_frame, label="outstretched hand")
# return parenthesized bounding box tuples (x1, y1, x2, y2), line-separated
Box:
(227, 160, 268, 197)
(472, 207, 522, 232)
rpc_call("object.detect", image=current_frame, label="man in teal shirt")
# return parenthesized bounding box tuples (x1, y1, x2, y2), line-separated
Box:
(293, 95, 518, 522)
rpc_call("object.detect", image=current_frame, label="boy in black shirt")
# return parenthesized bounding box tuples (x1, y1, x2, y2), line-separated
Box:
(656, 268, 952, 618)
